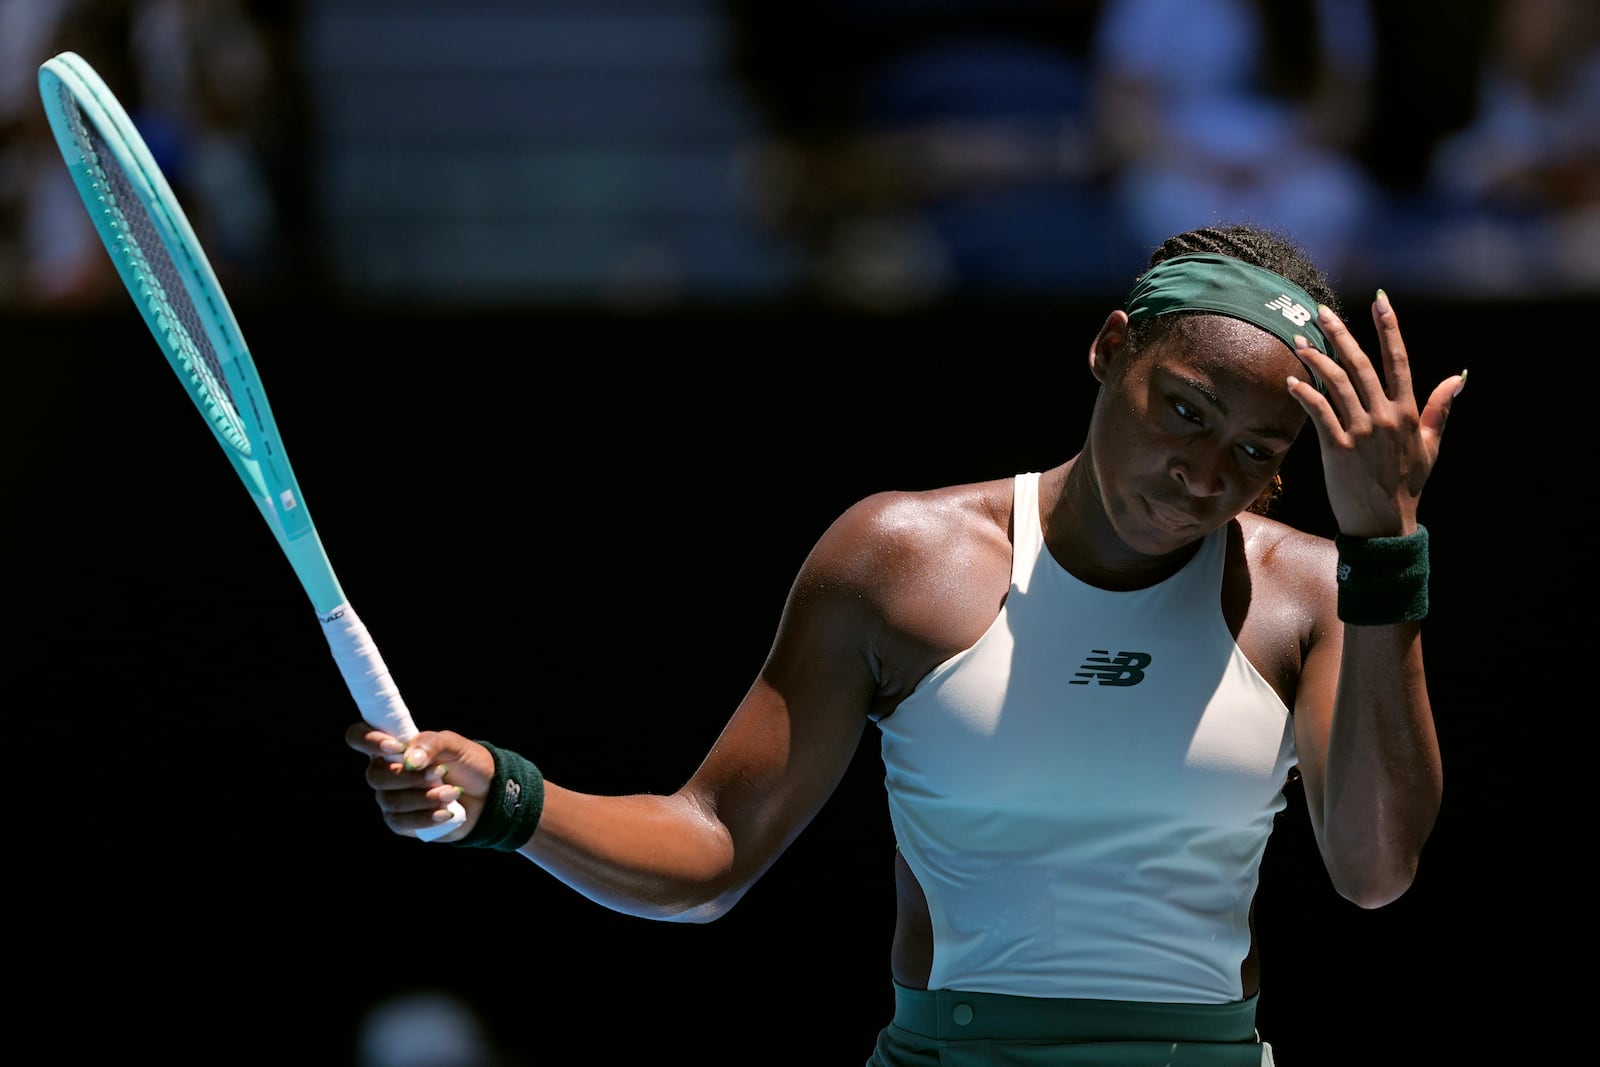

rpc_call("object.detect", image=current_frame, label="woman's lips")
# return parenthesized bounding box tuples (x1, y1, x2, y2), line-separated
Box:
(1143, 495, 1201, 533)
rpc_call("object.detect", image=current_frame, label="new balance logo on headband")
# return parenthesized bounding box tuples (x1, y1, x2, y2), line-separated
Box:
(1265, 294, 1313, 327)
(1071, 650, 1152, 686)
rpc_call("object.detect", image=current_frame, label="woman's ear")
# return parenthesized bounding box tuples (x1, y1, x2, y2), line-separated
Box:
(1089, 310, 1129, 384)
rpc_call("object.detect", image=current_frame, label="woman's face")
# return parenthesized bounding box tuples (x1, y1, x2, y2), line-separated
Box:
(1090, 314, 1310, 557)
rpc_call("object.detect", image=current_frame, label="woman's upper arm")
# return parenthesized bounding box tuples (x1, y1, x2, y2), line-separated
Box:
(1283, 535, 1342, 840)
(678, 499, 894, 893)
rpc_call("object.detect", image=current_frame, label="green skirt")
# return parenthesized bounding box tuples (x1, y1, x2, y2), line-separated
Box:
(867, 983, 1273, 1066)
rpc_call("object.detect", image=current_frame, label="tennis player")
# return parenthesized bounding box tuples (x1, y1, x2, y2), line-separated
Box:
(348, 223, 1462, 1065)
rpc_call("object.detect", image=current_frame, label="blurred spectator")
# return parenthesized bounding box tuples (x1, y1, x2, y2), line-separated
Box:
(124, 0, 284, 293)
(725, 0, 1125, 309)
(0, 0, 124, 307)
(1403, 0, 1600, 294)
(0, 0, 308, 312)
(356, 990, 507, 1067)
(1088, 0, 1382, 285)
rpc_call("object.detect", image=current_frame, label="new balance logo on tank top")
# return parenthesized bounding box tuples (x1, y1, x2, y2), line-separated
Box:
(877, 472, 1297, 1004)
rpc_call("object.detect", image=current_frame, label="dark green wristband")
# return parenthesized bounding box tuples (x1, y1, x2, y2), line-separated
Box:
(1334, 525, 1430, 625)
(454, 741, 544, 851)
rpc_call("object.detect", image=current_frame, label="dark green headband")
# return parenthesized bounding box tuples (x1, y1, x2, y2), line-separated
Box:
(1124, 252, 1335, 394)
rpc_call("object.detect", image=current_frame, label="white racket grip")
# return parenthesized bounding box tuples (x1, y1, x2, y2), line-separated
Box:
(321, 602, 466, 842)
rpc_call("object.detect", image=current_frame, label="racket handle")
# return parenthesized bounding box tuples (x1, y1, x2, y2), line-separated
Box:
(321, 603, 467, 842)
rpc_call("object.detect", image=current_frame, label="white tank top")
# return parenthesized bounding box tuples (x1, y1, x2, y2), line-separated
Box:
(877, 472, 1297, 1003)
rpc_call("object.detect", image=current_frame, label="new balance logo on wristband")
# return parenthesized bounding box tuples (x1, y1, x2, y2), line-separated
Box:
(501, 778, 522, 814)
(1071, 650, 1152, 686)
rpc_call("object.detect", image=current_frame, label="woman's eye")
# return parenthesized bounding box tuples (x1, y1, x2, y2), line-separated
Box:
(1239, 443, 1274, 463)
(1172, 399, 1200, 422)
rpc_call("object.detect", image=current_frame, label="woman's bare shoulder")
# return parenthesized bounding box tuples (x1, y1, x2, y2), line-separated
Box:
(1236, 511, 1339, 614)
(1238, 511, 1336, 568)
(853, 476, 1016, 529)
(796, 476, 1019, 624)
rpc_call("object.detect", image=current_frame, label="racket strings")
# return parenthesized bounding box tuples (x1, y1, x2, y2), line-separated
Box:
(60, 87, 251, 458)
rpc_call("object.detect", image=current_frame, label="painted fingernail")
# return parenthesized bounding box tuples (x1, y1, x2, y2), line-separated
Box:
(1317, 304, 1335, 322)
(1454, 368, 1468, 397)
(403, 747, 426, 770)
(379, 738, 404, 755)
(1375, 289, 1391, 315)
(1293, 334, 1309, 349)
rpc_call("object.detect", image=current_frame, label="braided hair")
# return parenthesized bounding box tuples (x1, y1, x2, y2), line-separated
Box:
(1135, 223, 1342, 327)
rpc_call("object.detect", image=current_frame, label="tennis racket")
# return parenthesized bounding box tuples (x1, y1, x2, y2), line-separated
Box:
(38, 50, 465, 841)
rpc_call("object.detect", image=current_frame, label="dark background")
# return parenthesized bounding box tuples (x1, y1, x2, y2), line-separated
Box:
(3, 0, 1584, 1063)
